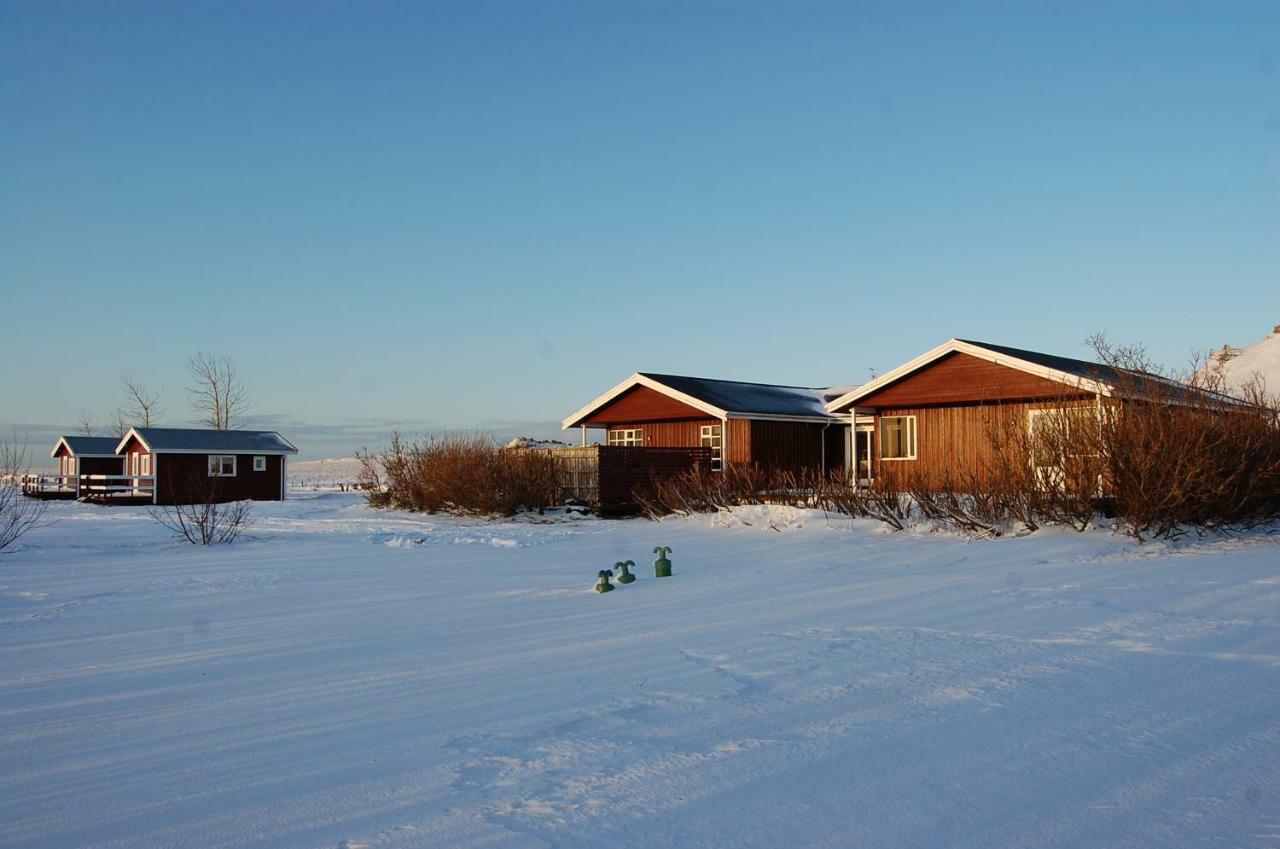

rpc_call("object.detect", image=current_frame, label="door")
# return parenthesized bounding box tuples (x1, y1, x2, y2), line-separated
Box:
(855, 427, 874, 485)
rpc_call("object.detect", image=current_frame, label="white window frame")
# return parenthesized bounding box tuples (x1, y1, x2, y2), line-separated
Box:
(209, 455, 237, 477)
(879, 415, 917, 460)
(253, 455, 267, 472)
(700, 423, 723, 472)
(140, 453, 151, 476)
(607, 428, 643, 446)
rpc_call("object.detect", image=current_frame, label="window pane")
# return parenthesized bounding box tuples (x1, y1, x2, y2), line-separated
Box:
(881, 417, 915, 459)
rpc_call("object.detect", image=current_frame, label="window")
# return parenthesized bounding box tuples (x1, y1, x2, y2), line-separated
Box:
(129, 452, 140, 476)
(253, 456, 267, 472)
(700, 424, 723, 471)
(879, 416, 916, 460)
(140, 454, 151, 476)
(1027, 407, 1102, 491)
(62, 455, 74, 476)
(607, 428, 643, 446)
(209, 455, 236, 477)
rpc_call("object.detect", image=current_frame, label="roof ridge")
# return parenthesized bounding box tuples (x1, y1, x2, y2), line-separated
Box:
(639, 372, 828, 392)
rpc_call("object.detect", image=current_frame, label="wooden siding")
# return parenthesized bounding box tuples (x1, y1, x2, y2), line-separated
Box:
(871, 399, 1094, 482)
(597, 447, 713, 514)
(748, 420, 845, 474)
(155, 453, 285, 504)
(586, 385, 707, 425)
(79, 456, 124, 477)
(608, 419, 717, 449)
(859, 352, 1089, 408)
(608, 419, 840, 473)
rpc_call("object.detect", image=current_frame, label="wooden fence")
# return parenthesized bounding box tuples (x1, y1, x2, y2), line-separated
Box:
(517, 445, 713, 514)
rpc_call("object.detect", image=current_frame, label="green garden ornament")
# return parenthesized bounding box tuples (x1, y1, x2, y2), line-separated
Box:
(615, 560, 636, 584)
(653, 546, 673, 578)
(595, 569, 615, 593)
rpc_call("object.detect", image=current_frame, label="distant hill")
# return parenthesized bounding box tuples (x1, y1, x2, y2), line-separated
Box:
(1207, 323, 1280, 397)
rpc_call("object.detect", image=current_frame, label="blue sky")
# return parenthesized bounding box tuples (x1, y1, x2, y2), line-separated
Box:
(2, 1, 1277, 458)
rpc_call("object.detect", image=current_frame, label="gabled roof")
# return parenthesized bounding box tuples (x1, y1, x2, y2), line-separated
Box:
(116, 427, 299, 455)
(51, 435, 122, 458)
(826, 338, 1239, 412)
(563, 372, 842, 429)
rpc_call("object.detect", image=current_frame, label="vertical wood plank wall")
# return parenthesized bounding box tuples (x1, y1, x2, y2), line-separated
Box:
(605, 419, 845, 474)
(873, 398, 1093, 481)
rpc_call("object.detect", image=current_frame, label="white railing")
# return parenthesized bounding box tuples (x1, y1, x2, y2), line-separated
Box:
(78, 474, 155, 498)
(21, 473, 79, 494)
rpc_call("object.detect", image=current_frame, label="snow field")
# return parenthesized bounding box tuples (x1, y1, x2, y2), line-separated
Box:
(1, 494, 1278, 848)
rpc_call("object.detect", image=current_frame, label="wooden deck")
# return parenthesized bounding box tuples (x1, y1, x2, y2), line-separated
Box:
(22, 474, 156, 505)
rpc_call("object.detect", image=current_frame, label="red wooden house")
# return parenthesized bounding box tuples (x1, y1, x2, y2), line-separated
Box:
(824, 338, 1227, 485)
(562, 372, 847, 474)
(115, 427, 299, 505)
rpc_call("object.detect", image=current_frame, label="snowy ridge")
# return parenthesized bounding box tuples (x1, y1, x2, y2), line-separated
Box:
(1208, 325, 1280, 396)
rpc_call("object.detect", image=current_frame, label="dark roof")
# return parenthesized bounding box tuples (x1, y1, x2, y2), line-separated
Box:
(959, 340, 1241, 405)
(128, 427, 298, 454)
(58, 436, 123, 456)
(639, 373, 839, 419)
(956, 340, 1127, 383)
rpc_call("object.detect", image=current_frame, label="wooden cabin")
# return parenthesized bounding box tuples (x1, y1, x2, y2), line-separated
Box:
(563, 373, 847, 474)
(115, 427, 299, 505)
(824, 338, 1220, 485)
(24, 436, 128, 498)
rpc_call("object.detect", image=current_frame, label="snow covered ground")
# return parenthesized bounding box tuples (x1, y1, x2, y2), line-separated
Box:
(1, 495, 1278, 849)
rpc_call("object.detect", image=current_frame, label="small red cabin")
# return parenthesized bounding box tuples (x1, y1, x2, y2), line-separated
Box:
(115, 427, 299, 505)
(26, 436, 128, 498)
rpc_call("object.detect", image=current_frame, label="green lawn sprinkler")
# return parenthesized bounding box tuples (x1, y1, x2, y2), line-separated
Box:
(615, 560, 636, 584)
(653, 546, 673, 578)
(595, 569, 615, 593)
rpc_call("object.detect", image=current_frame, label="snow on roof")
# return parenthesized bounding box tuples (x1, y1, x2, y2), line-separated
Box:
(55, 436, 122, 457)
(636, 373, 841, 419)
(124, 427, 298, 454)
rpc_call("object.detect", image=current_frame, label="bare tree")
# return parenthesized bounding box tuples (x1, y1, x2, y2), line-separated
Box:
(121, 373, 162, 426)
(111, 408, 130, 439)
(186, 353, 249, 430)
(76, 410, 95, 436)
(1, 433, 49, 554)
(148, 467, 252, 544)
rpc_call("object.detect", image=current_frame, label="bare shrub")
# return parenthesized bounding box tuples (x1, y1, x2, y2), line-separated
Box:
(357, 433, 562, 516)
(148, 468, 252, 544)
(1, 435, 49, 554)
(635, 464, 923, 532)
(150, 498, 252, 544)
(1087, 337, 1280, 540)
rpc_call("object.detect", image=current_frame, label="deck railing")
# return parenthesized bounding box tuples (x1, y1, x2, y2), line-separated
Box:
(78, 474, 156, 499)
(20, 473, 78, 495)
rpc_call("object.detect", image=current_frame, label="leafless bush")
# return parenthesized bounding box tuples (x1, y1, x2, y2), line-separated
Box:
(635, 464, 922, 531)
(150, 498, 252, 544)
(1087, 336, 1280, 540)
(357, 432, 562, 516)
(0, 435, 49, 554)
(148, 466, 253, 544)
